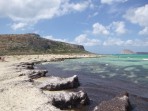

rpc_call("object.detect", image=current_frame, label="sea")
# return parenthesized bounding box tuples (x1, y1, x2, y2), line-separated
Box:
(37, 54, 148, 111)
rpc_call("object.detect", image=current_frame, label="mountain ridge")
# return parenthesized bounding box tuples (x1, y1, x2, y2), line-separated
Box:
(0, 33, 88, 55)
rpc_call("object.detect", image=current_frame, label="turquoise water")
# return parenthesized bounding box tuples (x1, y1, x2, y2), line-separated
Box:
(38, 54, 148, 111)
(47, 54, 148, 85)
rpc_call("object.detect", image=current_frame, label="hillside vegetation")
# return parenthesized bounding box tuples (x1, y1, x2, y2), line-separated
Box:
(0, 33, 87, 55)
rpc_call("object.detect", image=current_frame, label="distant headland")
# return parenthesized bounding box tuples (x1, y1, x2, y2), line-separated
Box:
(121, 49, 148, 54)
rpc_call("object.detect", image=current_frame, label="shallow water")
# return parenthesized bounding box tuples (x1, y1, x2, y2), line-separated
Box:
(37, 54, 148, 111)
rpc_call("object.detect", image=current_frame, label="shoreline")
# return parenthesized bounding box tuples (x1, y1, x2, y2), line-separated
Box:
(0, 54, 98, 111)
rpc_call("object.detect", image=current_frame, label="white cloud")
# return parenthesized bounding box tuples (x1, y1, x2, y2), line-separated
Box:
(0, 0, 91, 30)
(88, 12, 99, 18)
(124, 4, 148, 27)
(101, 0, 128, 5)
(11, 22, 27, 30)
(92, 23, 110, 35)
(139, 27, 148, 35)
(92, 21, 127, 36)
(124, 4, 148, 35)
(74, 34, 101, 46)
(110, 21, 126, 34)
(68, 1, 90, 12)
(103, 38, 148, 46)
(124, 39, 148, 46)
(103, 38, 124, 46)
(43, 35, 67, 42)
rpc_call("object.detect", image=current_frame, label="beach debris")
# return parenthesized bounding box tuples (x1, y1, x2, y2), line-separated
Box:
(28, 70, 48, 79)
(51, 90, 90, 110)
(93, 92, 131, 111)
(39, 75, 80, 91)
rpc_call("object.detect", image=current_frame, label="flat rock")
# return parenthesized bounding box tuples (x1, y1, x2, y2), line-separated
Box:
(39, 75, 80, 91)
(94, 92, 131, 111)
(51, 90, 90, 110)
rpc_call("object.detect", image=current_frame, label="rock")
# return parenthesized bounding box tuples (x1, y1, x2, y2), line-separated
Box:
(39, 75, 80, 91)
(20, 62, 34, 66)
(18, 62, 34, 69)
(51, 91, 90, 110)
(94, 92, 131, 111)
(25, 65, 34, 69)
(28, 70, 48, 79)
(32, 60, 48, 64)
(50, 58, 65, 62)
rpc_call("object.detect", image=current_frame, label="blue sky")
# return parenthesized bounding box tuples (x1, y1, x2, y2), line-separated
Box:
(0, 0, 148, 54)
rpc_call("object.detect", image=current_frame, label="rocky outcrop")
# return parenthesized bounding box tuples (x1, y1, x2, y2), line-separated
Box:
(51, 91, 90, 110)
(94, 92, 131, 111)
(16, 60, 90, 110)
(39, 75, 80, 91)
(17, 62, 48, 79)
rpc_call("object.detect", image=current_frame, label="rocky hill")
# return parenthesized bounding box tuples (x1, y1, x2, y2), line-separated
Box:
(0, 33, 87, 55)
(121, 49, 135, 54)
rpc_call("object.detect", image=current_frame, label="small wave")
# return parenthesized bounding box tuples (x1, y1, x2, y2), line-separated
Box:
(143, 59, 148, 61)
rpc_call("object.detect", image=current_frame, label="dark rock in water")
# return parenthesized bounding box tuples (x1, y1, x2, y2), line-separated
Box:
(94, 92, 131, 111)
(39, 75, 80, 91)
(28, 70, 48, 79)
(52, 91, 90, 110)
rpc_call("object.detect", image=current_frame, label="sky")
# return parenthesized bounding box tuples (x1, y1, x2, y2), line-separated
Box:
(0, 0, 148, 54)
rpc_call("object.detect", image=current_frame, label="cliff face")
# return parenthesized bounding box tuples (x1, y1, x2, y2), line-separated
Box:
(0, 33, 86, 55)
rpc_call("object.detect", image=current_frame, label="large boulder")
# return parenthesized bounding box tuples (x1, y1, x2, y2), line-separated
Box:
(39, 75, 80, 91)
(94, 92, 131, 111)
(51, 91, 90, 110)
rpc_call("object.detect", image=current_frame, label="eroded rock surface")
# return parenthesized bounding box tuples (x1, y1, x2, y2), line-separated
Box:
(94, 92, 131, 111)
(5, 61, 89, 111)
(51, 91, 90, 110)
(38, 75, 80, 91)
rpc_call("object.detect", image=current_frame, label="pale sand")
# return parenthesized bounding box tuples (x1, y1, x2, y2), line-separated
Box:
(0, 54, 97, 111)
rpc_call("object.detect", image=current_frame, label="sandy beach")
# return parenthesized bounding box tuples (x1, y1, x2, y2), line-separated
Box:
(0, 54, 97, 111)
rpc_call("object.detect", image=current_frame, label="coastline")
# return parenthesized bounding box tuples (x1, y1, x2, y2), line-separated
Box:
(0, 54, 98, 111)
